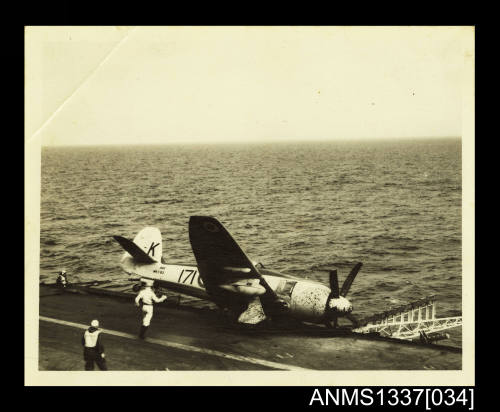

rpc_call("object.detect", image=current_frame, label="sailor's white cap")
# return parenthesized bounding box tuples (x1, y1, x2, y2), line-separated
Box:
(90, 319, 99, 328)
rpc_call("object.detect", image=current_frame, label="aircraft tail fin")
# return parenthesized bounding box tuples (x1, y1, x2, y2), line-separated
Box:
(113, 227, 163, 264)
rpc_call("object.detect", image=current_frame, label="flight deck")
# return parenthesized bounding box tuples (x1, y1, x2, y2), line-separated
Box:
(38, 281, 461, 371)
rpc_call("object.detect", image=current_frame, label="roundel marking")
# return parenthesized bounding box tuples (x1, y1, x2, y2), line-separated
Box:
(203, 221, 220, 232)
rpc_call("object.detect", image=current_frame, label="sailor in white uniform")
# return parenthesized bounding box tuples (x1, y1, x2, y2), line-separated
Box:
(81, 319, 107, 370)
(56, 270, 68, 288)
(135, 279, 167, 339)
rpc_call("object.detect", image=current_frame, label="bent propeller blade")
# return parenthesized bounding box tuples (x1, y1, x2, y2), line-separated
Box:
(340, 262, 363, 297)
(345, 313, 360, 328)
(329, 269, 340, 299)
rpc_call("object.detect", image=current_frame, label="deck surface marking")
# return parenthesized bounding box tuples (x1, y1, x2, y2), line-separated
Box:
(39, 315, 311, 371)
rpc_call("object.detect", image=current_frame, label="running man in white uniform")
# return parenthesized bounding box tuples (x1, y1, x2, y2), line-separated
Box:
(135, 280, 167, 339)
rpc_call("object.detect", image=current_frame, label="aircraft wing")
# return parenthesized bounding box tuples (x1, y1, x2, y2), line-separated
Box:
(189, 216, 287, 321)
(188, 216, 261, 286)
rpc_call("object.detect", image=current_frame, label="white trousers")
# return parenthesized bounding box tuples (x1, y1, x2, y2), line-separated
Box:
(142, 305, 153, 326)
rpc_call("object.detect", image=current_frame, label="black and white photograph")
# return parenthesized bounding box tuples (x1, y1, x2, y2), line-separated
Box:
(25, 26, 474, 385)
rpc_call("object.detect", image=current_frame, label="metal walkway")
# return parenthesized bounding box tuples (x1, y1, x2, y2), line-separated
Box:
(353, 296, 462, 340)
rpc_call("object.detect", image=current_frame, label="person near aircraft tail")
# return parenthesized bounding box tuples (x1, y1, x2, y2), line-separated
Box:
(56, 270, 68, 288)
(82, 319, 107, 370)
(135, 280, 167, 339)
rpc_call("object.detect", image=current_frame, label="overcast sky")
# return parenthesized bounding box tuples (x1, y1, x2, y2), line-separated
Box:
(26, 26, 472, 146)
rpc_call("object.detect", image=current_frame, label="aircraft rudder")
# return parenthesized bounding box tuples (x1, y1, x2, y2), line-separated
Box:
(132, 227, 163, 263)
(113, 227, 163, 264)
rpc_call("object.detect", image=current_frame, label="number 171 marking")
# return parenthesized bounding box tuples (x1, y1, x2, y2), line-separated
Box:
(178, 269, 197, 285)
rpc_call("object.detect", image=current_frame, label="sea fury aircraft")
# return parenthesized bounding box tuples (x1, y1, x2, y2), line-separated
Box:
(113, 216, 362, 328)
(113, 216, 463, 340)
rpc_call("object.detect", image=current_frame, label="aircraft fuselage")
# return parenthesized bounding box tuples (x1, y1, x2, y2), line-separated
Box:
(120, 255, 333, 323)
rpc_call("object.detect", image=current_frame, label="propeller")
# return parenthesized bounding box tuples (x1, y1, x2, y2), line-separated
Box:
(326, 269, 340, 328)
(345, 313, 360, 328)
(329, 269, 340, 298)
(325, 262, 363, 329)
(340, 262, 363, 297)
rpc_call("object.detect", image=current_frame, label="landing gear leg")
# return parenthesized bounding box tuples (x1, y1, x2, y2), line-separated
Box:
(346, 313, 359, 328)
(325, 316, 339, 329)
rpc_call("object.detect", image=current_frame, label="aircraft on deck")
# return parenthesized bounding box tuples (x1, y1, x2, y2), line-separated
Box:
(113, 216, 363, 328)
(113, 216, 463, 342)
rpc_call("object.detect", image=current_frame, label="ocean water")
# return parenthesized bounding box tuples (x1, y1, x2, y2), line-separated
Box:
(40, 138, 462, 344)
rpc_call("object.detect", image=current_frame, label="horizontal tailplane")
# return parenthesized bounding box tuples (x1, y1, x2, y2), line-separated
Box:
(113, 235, 157, 264)
(113, 227, 163, 264)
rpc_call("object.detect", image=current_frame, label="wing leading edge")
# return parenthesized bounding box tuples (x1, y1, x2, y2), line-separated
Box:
(188, 216, 287, 322)
(188, 216, 261, 285)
